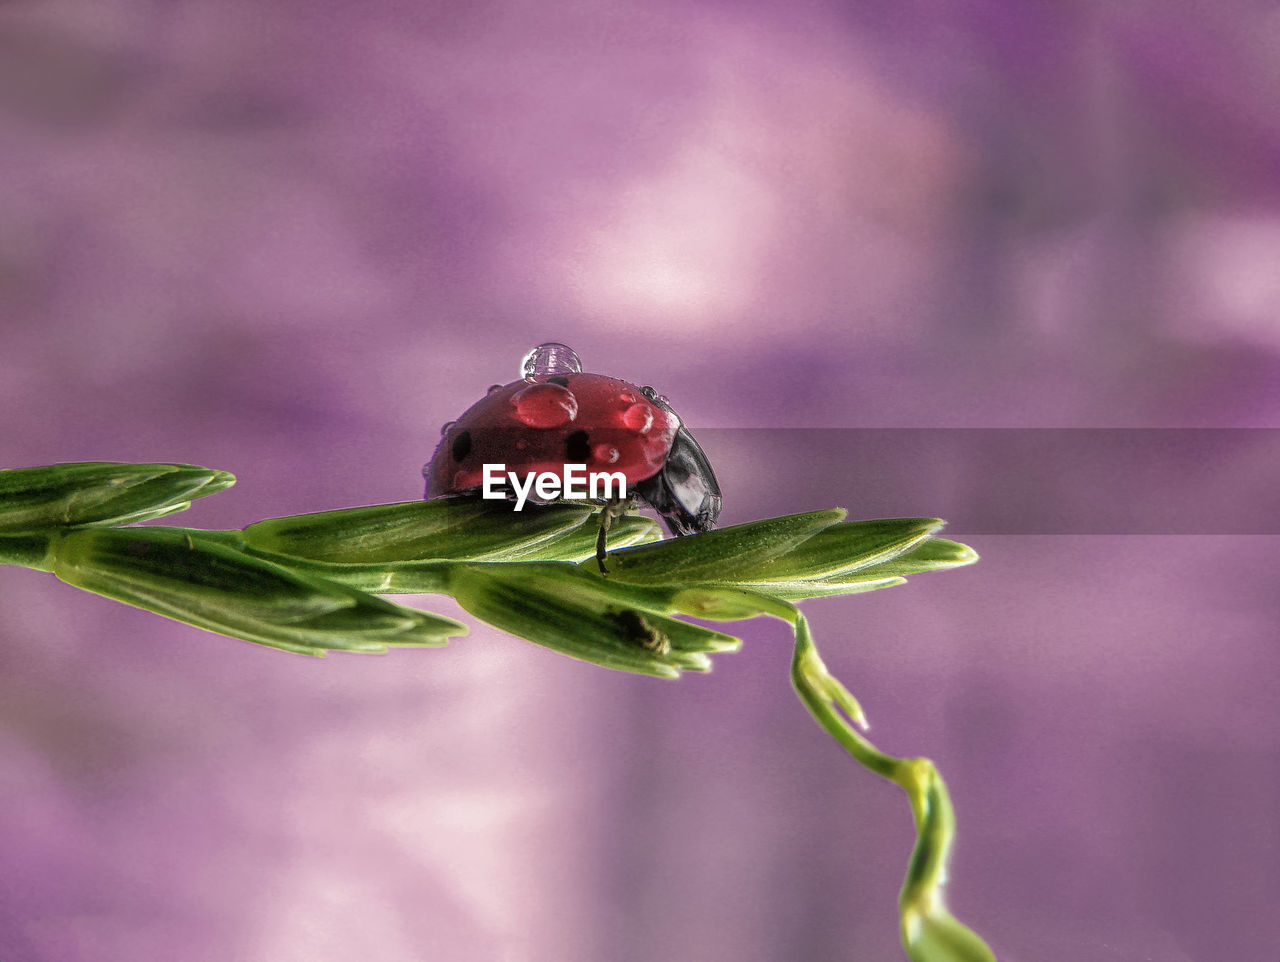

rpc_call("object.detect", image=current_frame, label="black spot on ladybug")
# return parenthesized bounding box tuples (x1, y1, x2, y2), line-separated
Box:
(611, 609, 670, 656)
(451, 430, 472, 462)
(547, 376, 570, 387)
(564, 429, 591, 461)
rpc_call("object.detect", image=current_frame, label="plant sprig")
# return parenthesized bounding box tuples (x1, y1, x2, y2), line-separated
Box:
(0, 461, 993, 962)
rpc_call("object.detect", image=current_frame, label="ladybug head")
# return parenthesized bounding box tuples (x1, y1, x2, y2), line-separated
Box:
(633, 388, 722, 537)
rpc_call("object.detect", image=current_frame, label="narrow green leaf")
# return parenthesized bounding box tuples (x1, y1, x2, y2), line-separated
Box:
(448, 562, 740, 677)
(747, 518, 944, 581)
(596, 509, 847, 585)
(242, 499, 661, 564)
(668, 586, 799, 621)
(0, 462, 235, 531)
(501, 511, 662, 562)
(235, 552, 459, 596)
(732, 575, 909, 602)
(729, 523, 975, 602)
(47, 527, 466, 655)
(861, 537, 980, 578)
(238, 510, 661, 595)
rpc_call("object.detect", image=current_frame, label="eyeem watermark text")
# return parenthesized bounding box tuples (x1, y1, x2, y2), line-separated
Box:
(482, 463, 626, 510)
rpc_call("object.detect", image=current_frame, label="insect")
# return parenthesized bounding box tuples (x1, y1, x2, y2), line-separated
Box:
(610, 609, 671, 656)
(424, 342, 721, 569)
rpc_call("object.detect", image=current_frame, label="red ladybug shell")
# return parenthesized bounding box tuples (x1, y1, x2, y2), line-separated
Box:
(425, 373, 680, 501)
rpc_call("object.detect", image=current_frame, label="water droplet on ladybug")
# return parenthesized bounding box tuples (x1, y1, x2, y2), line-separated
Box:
(439, 419, 456, 437)
(641, 386, 670, 406)
(593, 443, 620, 464)
(511, 382, 579, 428)
(521, 342, 583, 379)
(620, 402, 653, 434)
(487, 383, 504, 394)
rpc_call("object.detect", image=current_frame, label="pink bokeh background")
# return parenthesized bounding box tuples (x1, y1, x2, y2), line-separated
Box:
(4, 2, 1280, 960)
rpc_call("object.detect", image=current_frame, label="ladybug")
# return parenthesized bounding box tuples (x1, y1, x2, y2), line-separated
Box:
(424, 342, 721, 569)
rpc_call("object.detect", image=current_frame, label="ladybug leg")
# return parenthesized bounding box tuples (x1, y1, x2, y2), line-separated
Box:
(595, 496, 633, 574)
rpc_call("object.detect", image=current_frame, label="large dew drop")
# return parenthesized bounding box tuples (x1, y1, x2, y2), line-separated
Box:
(619, 403, 653, 434)
(511, 382, 579, 428)
(521, 342, 583, 379)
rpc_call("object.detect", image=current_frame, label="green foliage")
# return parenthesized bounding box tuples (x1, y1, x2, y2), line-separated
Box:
(0, 461, 992, 962)
(241, 498, 661, 563)
(50, 526, 463, 655)
(0, 462, 233, 531)
(446, 563, 740, 678)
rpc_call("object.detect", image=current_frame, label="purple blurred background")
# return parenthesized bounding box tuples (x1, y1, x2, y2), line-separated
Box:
(3, 2, 1280, 960)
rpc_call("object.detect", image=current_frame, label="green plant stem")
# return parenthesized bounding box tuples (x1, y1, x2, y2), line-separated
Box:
(789, 614, 996, 962)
